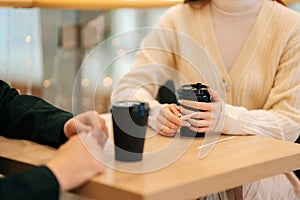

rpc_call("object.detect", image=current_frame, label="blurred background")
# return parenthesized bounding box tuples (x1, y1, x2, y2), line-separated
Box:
(0, 1, 299, 114)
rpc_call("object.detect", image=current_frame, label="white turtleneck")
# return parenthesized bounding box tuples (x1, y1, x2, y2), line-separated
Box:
(211, 0, 262, 71)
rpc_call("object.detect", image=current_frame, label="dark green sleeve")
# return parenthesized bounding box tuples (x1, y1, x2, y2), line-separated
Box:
(0, 166, 60, 200)
(0, 80, 73, 148)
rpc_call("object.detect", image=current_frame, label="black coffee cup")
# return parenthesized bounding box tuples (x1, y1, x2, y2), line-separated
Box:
(176, 83, 211, 137)
(111, 101, 149, 162)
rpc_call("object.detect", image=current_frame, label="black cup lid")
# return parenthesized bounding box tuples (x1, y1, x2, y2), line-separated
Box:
(111, 101, 149, 116)
(177, 83, 208, 96)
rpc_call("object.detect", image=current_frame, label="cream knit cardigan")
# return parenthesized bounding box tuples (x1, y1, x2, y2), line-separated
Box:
(112, 0, 300, 142)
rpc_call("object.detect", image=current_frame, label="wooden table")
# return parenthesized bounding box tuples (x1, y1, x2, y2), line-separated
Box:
(1, 114, 300, 199)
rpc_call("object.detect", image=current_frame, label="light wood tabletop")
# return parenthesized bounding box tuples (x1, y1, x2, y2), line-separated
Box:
(1, 114, 300, 200)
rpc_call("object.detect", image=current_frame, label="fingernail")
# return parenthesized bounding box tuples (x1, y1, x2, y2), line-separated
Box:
(87, 131, 93, 138)
(184, 122, 191, 127)
(177, 113, 182, 117)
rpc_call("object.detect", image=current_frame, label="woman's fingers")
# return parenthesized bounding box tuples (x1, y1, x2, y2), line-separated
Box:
(180, 109, 213, 120)
(188, 125, 210, 133)
(156, 115, 179, 136)
(156, 104, 182, 137)
(169, 104, 181, 116)
(179, 100, 213, 113)
(179, 89, 223, 132)
(187, 118, 210, 128)
(158, 125, 177, 137)
(161, 104, 182, 125)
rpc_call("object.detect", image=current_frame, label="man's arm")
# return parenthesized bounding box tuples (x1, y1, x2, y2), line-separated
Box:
(0, 80, 73, 148)
(0, 166, 60, 200)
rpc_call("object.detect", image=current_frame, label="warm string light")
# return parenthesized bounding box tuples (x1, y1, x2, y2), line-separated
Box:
(43, 79, 51, 88)
(81, 78, 90, 87)
(25, 35, 32, 43)
(103, 77, 112, 87)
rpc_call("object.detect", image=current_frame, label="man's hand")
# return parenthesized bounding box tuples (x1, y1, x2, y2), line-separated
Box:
(64, 111, 108, 147)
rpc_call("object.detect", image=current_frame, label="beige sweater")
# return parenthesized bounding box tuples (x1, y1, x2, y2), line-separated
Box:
(112, 0, 300, 142)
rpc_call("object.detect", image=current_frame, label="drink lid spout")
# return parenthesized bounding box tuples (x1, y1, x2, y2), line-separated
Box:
(196, 83, 202, 90)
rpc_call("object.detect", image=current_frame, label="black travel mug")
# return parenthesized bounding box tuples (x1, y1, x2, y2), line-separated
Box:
(111, 101, 149, 162)
(176, 83, 211, 137)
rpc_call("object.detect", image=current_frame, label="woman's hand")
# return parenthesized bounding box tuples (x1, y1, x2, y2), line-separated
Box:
(152, 104, 185, 137)
(179, 89, 223, 133)
(63, 111, 108, 147)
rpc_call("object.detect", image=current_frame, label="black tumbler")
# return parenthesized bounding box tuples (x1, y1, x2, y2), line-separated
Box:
(111, 101, 149, 162)
(176, 83, 211, 137)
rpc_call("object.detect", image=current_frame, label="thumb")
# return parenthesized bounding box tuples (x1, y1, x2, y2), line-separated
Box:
(64, 119, 91, 138)
(208, 88, 220, 102)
